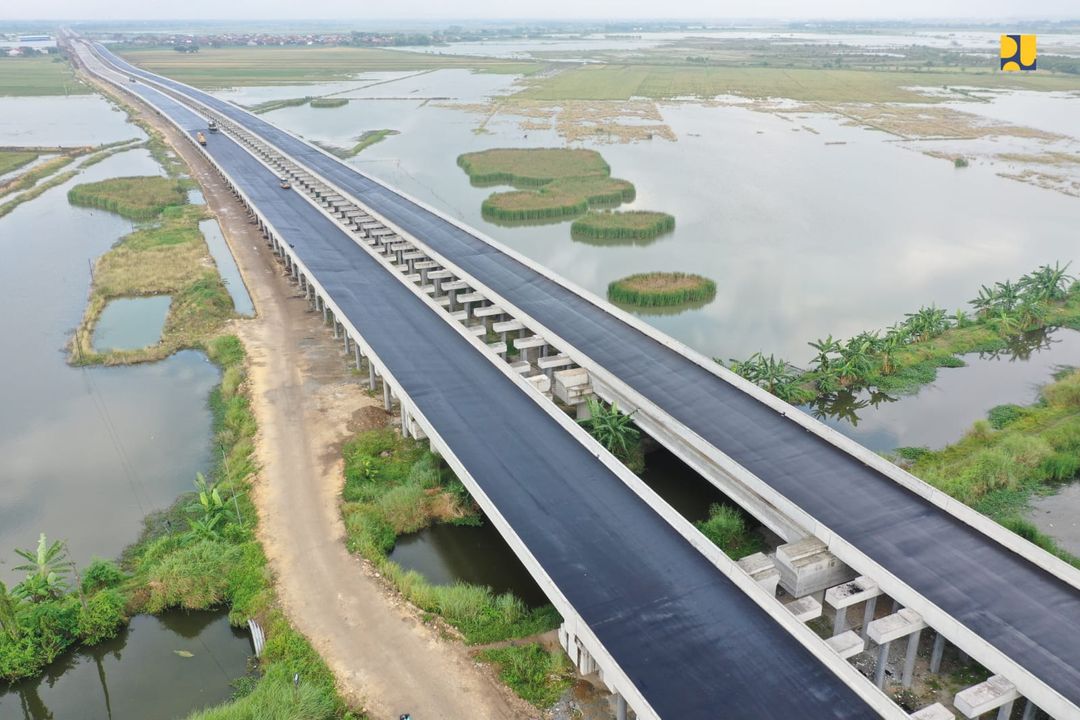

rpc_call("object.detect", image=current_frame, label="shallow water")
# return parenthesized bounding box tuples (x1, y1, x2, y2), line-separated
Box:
(0, 95, 143, 147)
(0, 146, 219, 582)
(0, 610, 252, 720)
(92, 295, 172, 351)
(255, 83, 1080, 365)
(810, 327, 1080, 452)
(200, 219, 254, 316)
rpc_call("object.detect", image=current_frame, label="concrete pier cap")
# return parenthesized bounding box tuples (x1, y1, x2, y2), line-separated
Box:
(775, 537, 857, 598)
(737, 552, 780, 597)
(867, 608, 926, 645)
(909, 703, 955, 720)
(954, 675, 1019, 719)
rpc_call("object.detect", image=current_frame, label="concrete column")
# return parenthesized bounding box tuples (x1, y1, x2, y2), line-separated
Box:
(996, 701, 1014, 720)
(401, 410, 409, 438)
(1021, 700, 1038, 720)
(354, 345, 362, 370)
(368, 363, 376, 391)
(861, 596, 878, 641)
(902, 628, 922, 688)
(333, 320, 339, 339)
(322, 304, 328, 323)
(615, 694, 627, 720)
(833, 606, 847, 635)
(930, 632, 946, 674)
(874, 641, 890, 688)
(383, 381, 391, 411)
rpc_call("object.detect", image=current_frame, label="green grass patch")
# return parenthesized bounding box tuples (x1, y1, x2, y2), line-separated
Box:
(0, 150, 39, 175)
(478, 644, 574, 708)
(118, 46, 541, 88)
(458, 147, 610, 188)
(310, 97, 348, 109)
(607, 271, 713, 308)
(900, 367, 1080, 568)
(572, 211, 676, 242)
(0, 55, 88, 96)
(339, 428, 561, 647)
(69, 199, 235, 365)
(68, 175, 187, 220)
(694, 504, 762, 560)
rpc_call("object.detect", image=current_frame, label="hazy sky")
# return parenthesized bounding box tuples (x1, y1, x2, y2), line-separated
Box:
(6, 0, 1079, 21)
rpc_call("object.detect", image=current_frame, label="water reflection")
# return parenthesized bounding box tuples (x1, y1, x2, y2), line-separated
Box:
(0, 611, 252, 720)
(807, 327, 1080, 452)
(200, 219, 254, 317)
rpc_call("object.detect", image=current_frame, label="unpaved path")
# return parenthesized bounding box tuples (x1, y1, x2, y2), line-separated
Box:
(86, 69, 536, 720)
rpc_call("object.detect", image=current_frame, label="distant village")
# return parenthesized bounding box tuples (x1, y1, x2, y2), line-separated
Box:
(1, 34, 59, 56)
(94, 28, 548, 51)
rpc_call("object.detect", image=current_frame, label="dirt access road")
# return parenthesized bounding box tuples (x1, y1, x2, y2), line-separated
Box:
(85, 70, 536, 720)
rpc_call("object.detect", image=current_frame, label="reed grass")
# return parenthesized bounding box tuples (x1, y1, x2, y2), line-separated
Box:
(309, 97, 348, 109)
(608, 271, 716, 307)
(68, 175, 187, 220)
(0, 150, 38, 175)
(481, 176, 635, 223)
(572, 210, 676, 241)
(458, 147, 610, 188)
(0, 169, 79, 218)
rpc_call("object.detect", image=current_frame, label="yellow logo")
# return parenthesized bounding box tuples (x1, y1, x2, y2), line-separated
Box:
(1001, 34, 1036, 71)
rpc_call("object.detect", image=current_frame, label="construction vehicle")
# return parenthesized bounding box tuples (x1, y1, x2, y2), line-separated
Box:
(208, 119, 218, 133)
(196, 131, 207, 146)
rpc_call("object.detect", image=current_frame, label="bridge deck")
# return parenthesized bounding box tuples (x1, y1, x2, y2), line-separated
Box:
(98, 44, 1080, 711)
(90, 50, 885, 719)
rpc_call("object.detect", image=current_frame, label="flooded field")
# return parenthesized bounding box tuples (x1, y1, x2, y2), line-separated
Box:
(0, 92, 246, 717)
(251, 73, 1080, 364)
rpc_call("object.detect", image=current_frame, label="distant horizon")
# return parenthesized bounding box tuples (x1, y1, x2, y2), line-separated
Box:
(4, 0, 1080, 24)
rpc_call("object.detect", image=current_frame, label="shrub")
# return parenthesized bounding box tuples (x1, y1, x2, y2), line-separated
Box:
(695, 505, 762, 560)
(1043, 369, 1080, 408)
(81, 559, 126, 594)
(377, 483, 430, 535)
(77, 588, 126, 644)
(987, 404, 1026, 430)
(68, 176, 186, 220)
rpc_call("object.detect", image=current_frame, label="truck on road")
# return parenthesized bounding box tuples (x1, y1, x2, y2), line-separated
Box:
(196, 131, 207, 146)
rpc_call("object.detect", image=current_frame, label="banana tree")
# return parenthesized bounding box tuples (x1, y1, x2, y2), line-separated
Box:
(0, 581, 22, 641)
(12, 534, 72, 602)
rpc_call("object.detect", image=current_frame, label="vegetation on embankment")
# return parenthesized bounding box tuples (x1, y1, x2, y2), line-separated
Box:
(478, 644, 574, 707)
(0, 169, 80, 218)
(572, 210, 676, 242)
(310, 97, 349, 109)
(315, 129, 399, 158)
(896, 366, 1080, 568)
(68, 175, 187, 220)
(0, 154, 76, 200)
(607, 271, 714, 307)
(68, 181, 235, 365)
(0, 150, 39, 176)
(0, 55, 88, 96)
(3, 337, 353, 719)
(729, 263, 1080, 404)
(340, 427, 562, 647)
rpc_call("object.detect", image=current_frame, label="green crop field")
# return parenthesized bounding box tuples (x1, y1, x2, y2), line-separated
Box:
(0, 55, 89, 96)
(518, 63, 1080, 103)
(117, 46, 543, 88)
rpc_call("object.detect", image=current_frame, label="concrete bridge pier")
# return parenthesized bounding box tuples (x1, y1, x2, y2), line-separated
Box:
(867, 608, 925, 689)
(929, 632, 946, 674)
(615, 693, 627, 720)
(368, 362, 376, 391)
(383, 379, 392, 411)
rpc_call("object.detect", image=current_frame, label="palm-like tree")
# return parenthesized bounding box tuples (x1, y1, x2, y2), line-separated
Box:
(580, 398, 640, 462)
(13, 534, 73, 602)
(904, 305, 951, 342)
(994, 280, 1021, 313)
(1020, 261, 1074, 303)
(808, 336, 841, 374)
(970, 285, 997, 318)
